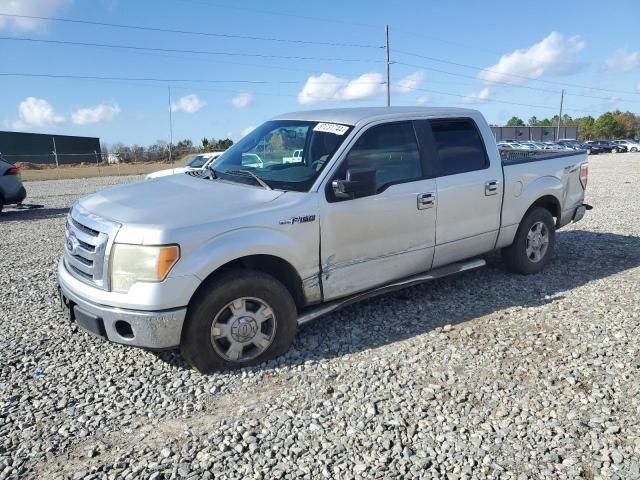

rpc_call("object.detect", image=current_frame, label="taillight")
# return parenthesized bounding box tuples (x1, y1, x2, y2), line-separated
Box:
(5, 166, 19, 176)
(579, 163, 588, 189)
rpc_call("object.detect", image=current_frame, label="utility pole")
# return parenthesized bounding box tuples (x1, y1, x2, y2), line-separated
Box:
(385, 24, 391, 107)
(52, 137, 61, 181)
(556, 89, 564, 141)
(168, 85, 174, 166)
(52, 137, 58, 168)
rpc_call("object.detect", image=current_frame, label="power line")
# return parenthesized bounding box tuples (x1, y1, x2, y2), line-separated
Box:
(402, 85, 603, 114)
(394, 61, 640, 104)
(394, 49, 640, 96)
(0, 12, 381, 49)
(0, 36, 383, 63)
(0, 71, 386, 87)
(174, 0, 381, 29)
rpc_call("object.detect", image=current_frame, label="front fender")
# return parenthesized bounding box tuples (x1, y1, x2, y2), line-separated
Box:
(172, 225, 320, 302)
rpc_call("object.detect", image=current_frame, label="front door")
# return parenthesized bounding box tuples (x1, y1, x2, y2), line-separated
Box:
(319, 121, 437, 300)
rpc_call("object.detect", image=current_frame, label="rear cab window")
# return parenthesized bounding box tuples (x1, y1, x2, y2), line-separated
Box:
(416, 118, 489, 176)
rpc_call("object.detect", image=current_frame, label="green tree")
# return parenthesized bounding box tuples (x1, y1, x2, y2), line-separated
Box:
(577, 116, 595, 141)
(611, 111, 639, 138)
(215, 138, 234, 150)
(540, 118, 552, 126)
(594, 112, 617, 139)
(528, 116, 540, 126)
(506, 116, 525, 127)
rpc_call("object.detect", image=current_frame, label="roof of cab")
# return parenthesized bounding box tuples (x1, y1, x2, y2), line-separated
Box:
(272, 107, 480, 126)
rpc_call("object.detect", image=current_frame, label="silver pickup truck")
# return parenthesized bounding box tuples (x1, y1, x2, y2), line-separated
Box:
(58, 107, 590, 372)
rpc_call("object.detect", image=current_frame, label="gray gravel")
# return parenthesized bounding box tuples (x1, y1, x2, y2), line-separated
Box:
(1, 153, 639, 479)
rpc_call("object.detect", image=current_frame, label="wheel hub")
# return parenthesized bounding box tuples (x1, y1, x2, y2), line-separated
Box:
(526, 221, 549, 263)
(231, 316, 259, 343)
(210, 297, 276, 362)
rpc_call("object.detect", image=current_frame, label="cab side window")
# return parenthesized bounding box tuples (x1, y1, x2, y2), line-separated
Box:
(343, 122, 422, 191)
(429, 118, 489, 176)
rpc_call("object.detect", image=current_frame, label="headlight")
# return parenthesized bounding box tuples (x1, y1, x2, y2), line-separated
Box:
(110, 244, 180, 293)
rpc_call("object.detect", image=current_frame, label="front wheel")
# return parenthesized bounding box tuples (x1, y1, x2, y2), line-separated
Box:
(181, 269, 297, 372)
(631, 147, 638, 153)
(502, 207, 556, 275)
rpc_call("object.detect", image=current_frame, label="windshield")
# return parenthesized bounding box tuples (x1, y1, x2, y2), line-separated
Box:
(212, 120, 352, 191)
(186, 155, 210, 168)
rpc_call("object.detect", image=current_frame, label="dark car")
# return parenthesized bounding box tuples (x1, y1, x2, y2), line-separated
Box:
(584, 141, 625, 154)
(0, 159, 27, 212)
(557, 140, 592, 153)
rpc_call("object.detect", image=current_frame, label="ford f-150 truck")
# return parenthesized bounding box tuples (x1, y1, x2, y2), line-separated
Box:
(58, 107, 590, 372)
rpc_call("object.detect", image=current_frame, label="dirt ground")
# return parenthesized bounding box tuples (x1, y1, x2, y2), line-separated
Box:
(18, 162, 173, 181)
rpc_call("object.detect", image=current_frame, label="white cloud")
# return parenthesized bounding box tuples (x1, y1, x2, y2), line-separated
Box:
(297, 72, 383, 105)
(417, 95, 430, 105)
(0, 0, 71, 31)
(170, 94, 206, 113)
(479, 32, 585, 86)
(72, 104, 120, 125)
(606, 49, 640, 72)
(231, 92, 253, 109)
(297, 71, 424, 105)
(12, 97, 64, 129)
(241, 126, 256, 137)
(392, 71, 425, 93)
(463, 88, 491, 104)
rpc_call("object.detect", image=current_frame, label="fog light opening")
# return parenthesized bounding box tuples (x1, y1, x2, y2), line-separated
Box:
(115, 320, 134, 339)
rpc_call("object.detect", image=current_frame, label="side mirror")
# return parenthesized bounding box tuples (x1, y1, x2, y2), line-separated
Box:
(332, 168, 377, 199)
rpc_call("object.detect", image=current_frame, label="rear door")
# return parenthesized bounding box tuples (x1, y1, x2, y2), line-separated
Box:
(319, 120, 437, 300)
(415, 118, 502, 268)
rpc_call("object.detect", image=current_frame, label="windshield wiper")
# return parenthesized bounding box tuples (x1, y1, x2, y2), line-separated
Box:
(225, 169, 272, 190)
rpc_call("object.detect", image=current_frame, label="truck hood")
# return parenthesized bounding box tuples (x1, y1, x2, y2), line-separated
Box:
(78, 173, 285, 227)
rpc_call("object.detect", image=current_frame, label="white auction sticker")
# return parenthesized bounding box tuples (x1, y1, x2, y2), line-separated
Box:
(313, 122, 349, 135)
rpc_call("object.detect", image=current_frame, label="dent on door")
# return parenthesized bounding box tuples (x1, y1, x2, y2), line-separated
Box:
(320, 180, 437, 300)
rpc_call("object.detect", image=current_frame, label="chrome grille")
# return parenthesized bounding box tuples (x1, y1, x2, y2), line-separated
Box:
(64, 204, 120, 290)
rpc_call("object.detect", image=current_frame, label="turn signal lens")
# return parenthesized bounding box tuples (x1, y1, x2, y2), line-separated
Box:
(157, 246, 180, 280)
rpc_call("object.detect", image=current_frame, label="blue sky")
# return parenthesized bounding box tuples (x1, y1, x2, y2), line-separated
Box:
(1, 0, 639, 147)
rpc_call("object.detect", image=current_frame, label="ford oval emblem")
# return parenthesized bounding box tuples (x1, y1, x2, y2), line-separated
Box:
(67, 234, 79, 255)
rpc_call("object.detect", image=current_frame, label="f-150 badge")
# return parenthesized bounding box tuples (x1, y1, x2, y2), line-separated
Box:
(279, 215, 316, 225)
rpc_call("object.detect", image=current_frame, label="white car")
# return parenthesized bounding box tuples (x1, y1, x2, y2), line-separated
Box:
(612, 140, 639, 153)
(146, 152, 225, 179)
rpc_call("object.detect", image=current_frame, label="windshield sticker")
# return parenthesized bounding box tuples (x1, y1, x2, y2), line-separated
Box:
(313, 123, 349, 135)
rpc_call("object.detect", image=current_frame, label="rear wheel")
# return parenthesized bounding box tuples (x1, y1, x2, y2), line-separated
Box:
(502, 207, 556, 275)
(631, 147, 638, 152)
(181, 269, 297, 372)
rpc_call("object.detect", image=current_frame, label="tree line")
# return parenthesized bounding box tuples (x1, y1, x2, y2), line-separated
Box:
(502, 110, 640, 141)
(104, 137, 234, 163)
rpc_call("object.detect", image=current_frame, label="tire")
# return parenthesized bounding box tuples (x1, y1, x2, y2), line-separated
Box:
(631, 147, 638, 152)
(502, 207, 556, 275)
(181, 269, 297, 372)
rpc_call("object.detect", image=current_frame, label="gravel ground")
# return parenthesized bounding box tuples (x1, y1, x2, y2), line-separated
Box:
(1, 153, 639, 479)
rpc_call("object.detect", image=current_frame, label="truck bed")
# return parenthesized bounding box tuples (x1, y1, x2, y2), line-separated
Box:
(499, 149, 588, 240)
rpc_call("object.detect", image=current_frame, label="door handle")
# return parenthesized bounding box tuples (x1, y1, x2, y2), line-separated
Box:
(485, 180, 499, 196)
(417, 192, 436, 210)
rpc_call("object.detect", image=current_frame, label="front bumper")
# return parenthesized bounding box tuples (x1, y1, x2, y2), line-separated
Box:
(58, 261, 186, 349)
